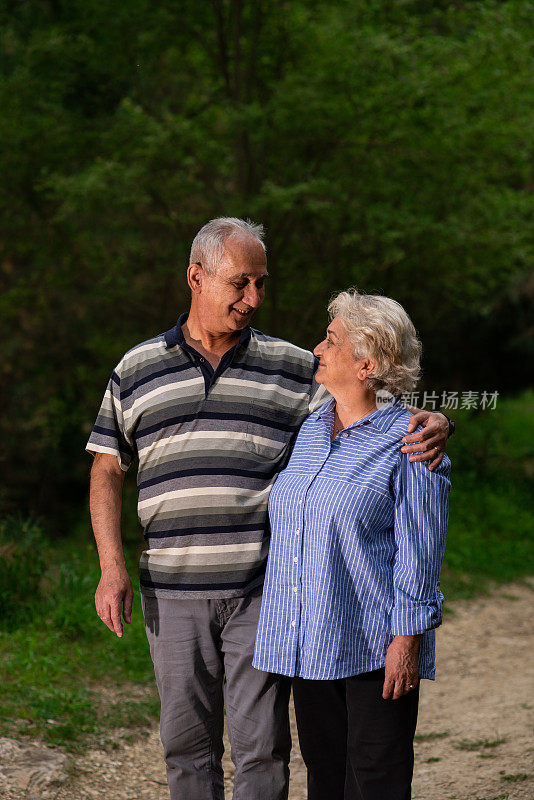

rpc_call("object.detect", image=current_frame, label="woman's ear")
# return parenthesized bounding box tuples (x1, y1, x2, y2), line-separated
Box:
(357, 358, 376, 381)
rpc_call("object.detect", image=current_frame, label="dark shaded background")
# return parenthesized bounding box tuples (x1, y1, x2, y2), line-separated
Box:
(0, 0, 532, 530)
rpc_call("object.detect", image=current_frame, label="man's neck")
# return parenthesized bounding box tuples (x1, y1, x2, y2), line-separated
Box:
(184, 308, 241, 357)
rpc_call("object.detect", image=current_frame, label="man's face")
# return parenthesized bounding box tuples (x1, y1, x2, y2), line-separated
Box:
(197, 234, 268, 334)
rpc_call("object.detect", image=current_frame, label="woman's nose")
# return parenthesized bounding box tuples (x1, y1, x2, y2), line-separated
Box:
(313, 340, 325, 357)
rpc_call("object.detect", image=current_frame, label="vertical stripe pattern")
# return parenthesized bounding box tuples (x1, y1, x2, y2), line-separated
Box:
(253, 397, 451, 680)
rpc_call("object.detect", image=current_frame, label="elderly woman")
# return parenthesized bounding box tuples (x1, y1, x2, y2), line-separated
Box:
(253, 289, 450, 800)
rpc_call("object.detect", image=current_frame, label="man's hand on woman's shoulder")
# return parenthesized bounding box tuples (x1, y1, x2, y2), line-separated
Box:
(401, 411, 450, 471)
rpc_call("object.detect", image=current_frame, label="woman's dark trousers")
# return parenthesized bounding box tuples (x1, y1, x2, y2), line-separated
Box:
(292, 668, 419, 800)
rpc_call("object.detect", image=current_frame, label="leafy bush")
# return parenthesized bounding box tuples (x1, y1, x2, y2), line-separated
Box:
(0, 517, 49, 630)
(442, 391, 534, 597)
(48, 560, 103, 640)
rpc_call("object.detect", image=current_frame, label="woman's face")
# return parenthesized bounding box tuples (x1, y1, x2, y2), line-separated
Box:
(313, 316, 373, 394)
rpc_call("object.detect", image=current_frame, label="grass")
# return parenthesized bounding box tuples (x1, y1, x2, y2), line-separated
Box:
(0, 392, 532, 752)
(454, 738, 507, 752)
(500, 773, 529, 783)
(414, 730, 449, 742)
(472, 795, 509, 800)
(440, 390, 534, 599)
(0, 520, 159, 751)
(0, 622, 160, 749)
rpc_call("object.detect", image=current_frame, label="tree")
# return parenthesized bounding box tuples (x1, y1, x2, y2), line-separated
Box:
(0, 0, 532, 524)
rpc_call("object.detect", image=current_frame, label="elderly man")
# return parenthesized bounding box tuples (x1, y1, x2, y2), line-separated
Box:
(86, 218, 451, 800)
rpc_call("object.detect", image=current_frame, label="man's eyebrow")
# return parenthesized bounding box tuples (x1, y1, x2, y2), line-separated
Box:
(230, 271, 269, 279)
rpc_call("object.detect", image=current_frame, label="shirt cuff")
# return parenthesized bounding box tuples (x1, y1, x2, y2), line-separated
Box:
(85, 442, 131, 471)
(390, 589, 444, 636)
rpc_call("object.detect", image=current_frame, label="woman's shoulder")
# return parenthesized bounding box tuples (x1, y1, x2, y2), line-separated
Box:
(381, 403, 414, 441)
(387, 406, 452, 479)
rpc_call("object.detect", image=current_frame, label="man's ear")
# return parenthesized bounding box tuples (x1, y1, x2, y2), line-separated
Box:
(187, 263, 203, 294)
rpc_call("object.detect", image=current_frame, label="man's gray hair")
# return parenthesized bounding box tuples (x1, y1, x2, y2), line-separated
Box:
(190, 217, 265, 275)
(328, 288, 422, 395)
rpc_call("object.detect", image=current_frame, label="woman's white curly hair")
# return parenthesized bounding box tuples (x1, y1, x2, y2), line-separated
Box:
(328, 288, 422, 395)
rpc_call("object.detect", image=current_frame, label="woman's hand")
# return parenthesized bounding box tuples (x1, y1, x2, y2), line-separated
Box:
(382, 635, 422, 699)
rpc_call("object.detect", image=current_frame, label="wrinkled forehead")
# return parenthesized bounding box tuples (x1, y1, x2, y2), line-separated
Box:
(216, 237, 267, 280)
(327, 316, 347, 338)
(222, 232, 266, 263)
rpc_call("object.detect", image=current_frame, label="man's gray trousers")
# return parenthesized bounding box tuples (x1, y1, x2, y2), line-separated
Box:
(142, 589, 291, 800)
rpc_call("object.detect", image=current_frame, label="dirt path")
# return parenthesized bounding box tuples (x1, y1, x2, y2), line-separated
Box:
(3, 580, 533, 800)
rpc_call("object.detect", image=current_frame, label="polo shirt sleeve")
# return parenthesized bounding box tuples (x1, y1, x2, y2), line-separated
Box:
(390, 453, 451, 636)
(85, 364, 135, 471)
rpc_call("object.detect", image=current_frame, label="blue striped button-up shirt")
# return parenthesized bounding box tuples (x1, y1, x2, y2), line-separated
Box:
(252, 397, 451, 680)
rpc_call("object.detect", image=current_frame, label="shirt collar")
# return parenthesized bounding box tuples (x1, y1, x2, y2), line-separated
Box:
(164, 312, 252, 350)
(317, 395, 406, 433)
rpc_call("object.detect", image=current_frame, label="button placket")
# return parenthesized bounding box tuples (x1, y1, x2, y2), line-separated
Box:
(290, 474, 312, 650)
(290, 478, 306, 637)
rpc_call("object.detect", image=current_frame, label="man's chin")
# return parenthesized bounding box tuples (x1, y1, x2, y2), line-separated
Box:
(230, 310, 254, 327)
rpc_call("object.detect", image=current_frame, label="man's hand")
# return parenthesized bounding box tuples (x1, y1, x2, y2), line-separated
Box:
(95, 565, 133, 637)
(382, 635, 421, 700)
(90, 452, 130, 637)
(401, 411, 449, 471)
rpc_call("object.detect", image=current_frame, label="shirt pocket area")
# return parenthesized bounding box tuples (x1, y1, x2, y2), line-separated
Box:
(245, 398, 299, 460)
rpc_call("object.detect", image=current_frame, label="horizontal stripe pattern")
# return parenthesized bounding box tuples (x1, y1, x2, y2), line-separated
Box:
(86, 320, 329, 597)
(253, 398, 451, 680)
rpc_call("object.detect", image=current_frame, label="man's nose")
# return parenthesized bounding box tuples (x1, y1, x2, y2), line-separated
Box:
(243, 285, 264, 308)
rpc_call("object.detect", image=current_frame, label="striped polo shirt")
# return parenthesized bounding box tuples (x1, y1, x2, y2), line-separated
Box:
(86, 313, 328, 598)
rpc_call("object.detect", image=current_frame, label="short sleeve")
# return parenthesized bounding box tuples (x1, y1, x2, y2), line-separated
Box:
(85, 366, 135, 471)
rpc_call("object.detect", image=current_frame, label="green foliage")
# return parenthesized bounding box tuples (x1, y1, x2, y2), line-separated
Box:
(414, 730, 450, 742)
(500, 773, 529, 783)
(454, 737, 507, 751)
(0, 621, 159, 749)
(0, 0, 532, 523)
(0, 392, 532, 748)
(0, 517, 49, 629)
(0, 526, 157, 749)
(441, 391, 534, 598)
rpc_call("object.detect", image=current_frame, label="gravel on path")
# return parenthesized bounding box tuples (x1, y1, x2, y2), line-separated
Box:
(2, 580, 532, 800)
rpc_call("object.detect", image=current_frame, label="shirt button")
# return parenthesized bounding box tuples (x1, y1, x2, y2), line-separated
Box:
(291, 620, 296, 627)
(293, 587, 298, 592)
(295, 530, 300, 535)
(343, 431, 350, 438)
(299, 500, 303, 505)
(199, 357, 204, 362)
(293, 557, 298, 563)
